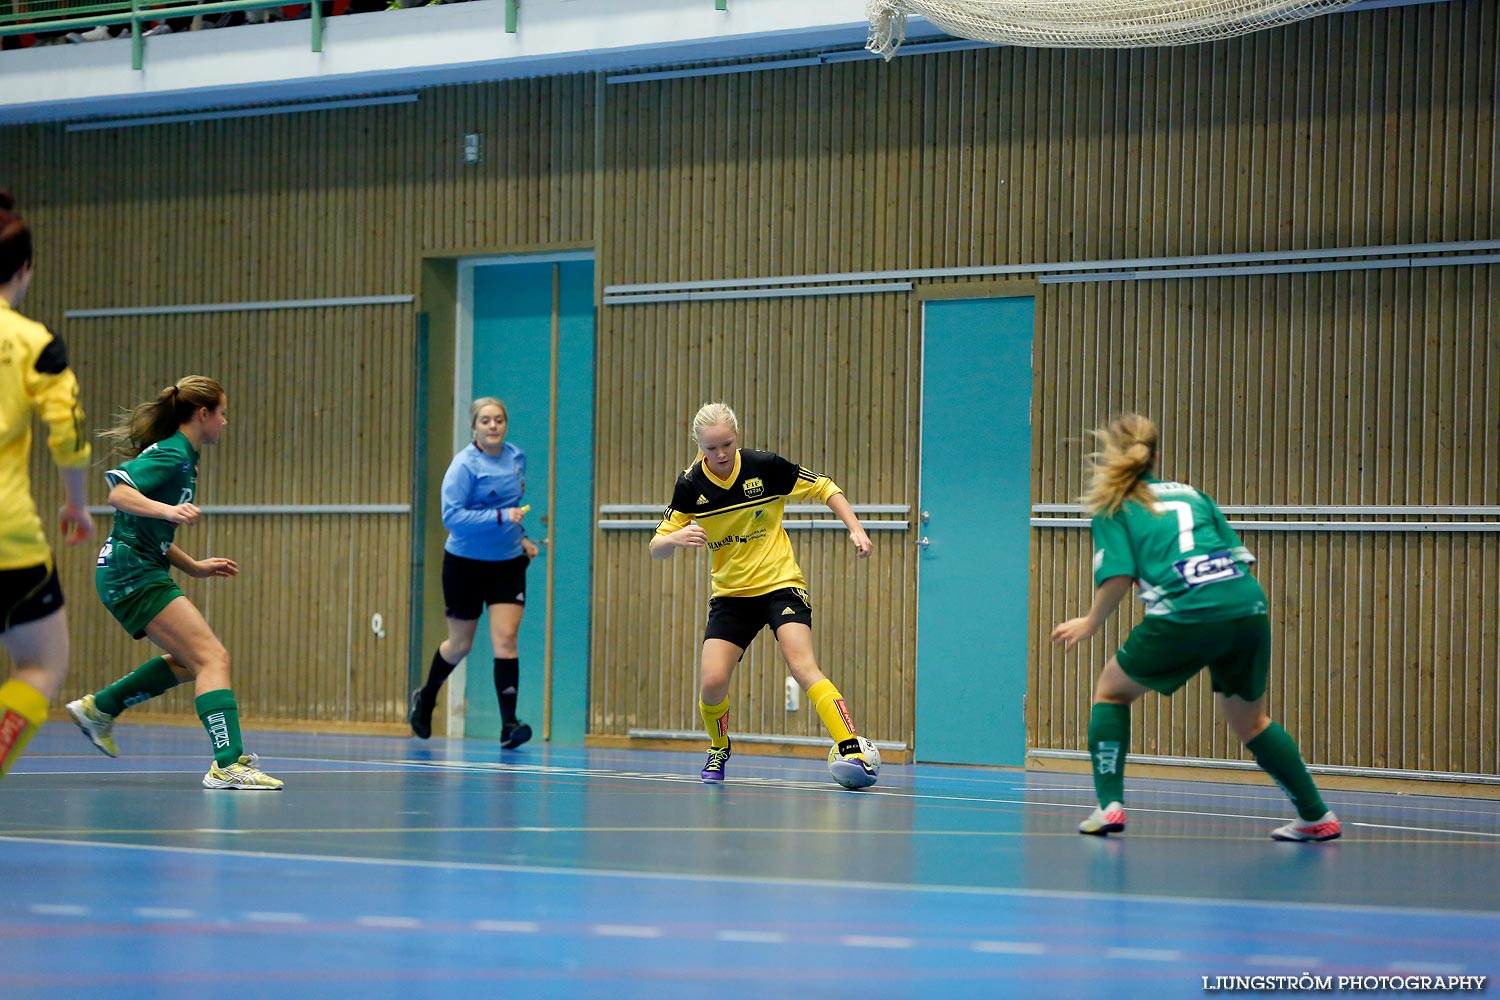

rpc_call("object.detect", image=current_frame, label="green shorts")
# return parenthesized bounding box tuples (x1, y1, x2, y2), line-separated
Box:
(95, 539, 182, 640)
(1115, 614, 1271, 701)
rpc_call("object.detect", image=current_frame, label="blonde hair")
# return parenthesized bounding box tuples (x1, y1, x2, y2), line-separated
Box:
(689, 402, 740, 444)
(470, 397, 508, 434)
(101, 376, 225, 457)
(1081, 413, 1159, 517)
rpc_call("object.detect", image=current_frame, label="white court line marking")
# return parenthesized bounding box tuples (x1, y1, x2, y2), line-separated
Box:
(842, 935, 914, 949)
(31, 904, 89, 916)
(356, 916, 422, 928)
(387, 760, 1500, 836)
(593, 924, 661, 938)
(22, 769, 410, 776)
(972, 941, 1047, 955)
(1389, 961, 1466, 974)
(1246, 955, 1322, 967)
(1352, 822, 1500, 838)
(474, 920, 539, 933)
(1106, 947, 1183, 961)
(3, 837, 1497, 923)
(715, 930, 787, 944)
(1020, 784, 1500, 817)
(244, 912, 307, 924)
(135, 907, 194, 919)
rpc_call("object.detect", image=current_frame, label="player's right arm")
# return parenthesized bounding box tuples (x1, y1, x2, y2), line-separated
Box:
(106, 481, 200, 525)
(1050, 512, 1138, 650)
(649, 477, 705, 559)
(104, 449, 199, 524)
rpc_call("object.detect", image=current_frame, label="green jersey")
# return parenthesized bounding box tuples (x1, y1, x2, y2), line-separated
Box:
(102, 431, 198, 568)
(1090, 477, 1266, 622)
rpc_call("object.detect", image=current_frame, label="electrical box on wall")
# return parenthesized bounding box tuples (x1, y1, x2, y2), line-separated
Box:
(464, 133, 482, 164)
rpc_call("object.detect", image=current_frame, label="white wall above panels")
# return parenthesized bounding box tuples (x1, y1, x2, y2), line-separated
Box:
(0, 0, 1452, 126)
(0, 0, 936, 124)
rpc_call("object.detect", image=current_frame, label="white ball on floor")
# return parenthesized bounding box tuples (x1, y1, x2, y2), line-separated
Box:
(827, 736, 881, 788)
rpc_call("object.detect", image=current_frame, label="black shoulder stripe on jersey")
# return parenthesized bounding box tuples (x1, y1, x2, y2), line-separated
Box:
(34, 333, 69, 375)
(797, 470, 819, 482)
(695, 497, 781, 519)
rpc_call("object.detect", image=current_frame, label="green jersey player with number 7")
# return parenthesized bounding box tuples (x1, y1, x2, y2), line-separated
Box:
(67, 376, 282, 790)
(1050, 414, 1337, 842)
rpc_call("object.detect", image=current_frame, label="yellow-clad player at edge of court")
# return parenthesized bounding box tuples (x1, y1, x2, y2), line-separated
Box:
(651, 402, 877, 788)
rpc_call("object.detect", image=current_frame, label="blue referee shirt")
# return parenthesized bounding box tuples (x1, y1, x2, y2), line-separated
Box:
(441, 441, 527, 561)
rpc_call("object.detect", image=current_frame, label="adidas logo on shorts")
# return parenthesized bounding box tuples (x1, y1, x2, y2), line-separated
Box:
(781, 607, 795, 615)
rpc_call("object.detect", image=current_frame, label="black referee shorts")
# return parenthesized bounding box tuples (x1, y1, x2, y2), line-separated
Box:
(442, 551, 529, 620)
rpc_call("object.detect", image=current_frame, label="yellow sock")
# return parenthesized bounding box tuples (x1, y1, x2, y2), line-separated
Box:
(807, 679, 858, 745)
(0, 678, 49, 780)
(699, 697, 730, 750)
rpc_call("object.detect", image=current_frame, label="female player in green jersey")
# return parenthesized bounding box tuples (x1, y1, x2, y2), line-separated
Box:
(67, 376, 282, 790)
(652, 402, 877, 787)
(1051, 414, 1338, 841)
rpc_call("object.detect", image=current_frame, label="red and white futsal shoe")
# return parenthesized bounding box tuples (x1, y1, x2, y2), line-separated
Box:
(1271, 811, 1341, 842)
(1078, 801, 1126, 836)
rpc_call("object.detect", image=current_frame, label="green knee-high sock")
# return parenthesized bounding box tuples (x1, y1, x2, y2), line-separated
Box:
(195, 689, 244, 767)
(94, 656, 181, 716)
(1088, 702, 1130, 808)
(1246, 722, 1328, 821)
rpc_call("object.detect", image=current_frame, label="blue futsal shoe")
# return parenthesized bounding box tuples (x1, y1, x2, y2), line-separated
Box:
(700, 745, 731, 783)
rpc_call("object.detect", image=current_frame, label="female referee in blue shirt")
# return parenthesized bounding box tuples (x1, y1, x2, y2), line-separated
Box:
(409, 397, 540, 748)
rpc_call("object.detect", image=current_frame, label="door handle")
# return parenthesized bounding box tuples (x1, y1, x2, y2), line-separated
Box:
(914, 536, 930, 548)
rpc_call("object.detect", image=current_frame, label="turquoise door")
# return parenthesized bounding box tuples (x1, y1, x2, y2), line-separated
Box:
(915, 297, 1034, 766)
(463, 258, 594, 744)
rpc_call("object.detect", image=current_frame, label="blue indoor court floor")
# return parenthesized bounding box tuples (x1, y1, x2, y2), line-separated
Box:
(2, 724, 1496, 1000)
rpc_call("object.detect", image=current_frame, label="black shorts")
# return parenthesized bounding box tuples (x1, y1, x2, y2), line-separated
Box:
(704, 587, 812, 651)
(0, 562, 65, 633)
(442, 551, 529, 620)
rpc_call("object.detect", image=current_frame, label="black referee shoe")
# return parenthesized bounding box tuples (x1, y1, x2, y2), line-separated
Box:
(500, 720, 532, 750)
(408, 689, 434, 740)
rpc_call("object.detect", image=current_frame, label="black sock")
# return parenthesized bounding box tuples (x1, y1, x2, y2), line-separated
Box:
(421, 649, 459, 701)
(495, 657, 519, 724)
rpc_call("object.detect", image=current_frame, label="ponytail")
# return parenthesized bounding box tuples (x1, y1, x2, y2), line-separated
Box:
(100, 375, 224, 457)
(1080, 413, 1159, 517)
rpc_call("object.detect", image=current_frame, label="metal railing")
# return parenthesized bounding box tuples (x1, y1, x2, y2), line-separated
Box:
(1, 0, 325, 68)
(0, 0, 740, 70)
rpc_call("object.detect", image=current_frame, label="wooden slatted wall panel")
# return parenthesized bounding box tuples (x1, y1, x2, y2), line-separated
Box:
(1033, 528, 1500, 775)
(601, 2, 1497, 288)
(590, 294, 919, 745)
(1030, 265, 1500, 770)
(2, 76, 594, 724)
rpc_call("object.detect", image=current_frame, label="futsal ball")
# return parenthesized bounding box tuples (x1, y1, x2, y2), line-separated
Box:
(827, 736, 881, 788)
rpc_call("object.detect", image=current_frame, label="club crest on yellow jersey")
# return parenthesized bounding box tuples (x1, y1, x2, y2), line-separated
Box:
(742, 477, 764, 498)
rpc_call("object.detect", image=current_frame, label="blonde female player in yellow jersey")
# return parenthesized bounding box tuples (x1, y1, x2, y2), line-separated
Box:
(651, 402, 877, 787)
(0, 191, 96, 780)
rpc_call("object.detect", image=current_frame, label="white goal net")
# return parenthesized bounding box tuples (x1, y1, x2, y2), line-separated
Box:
(866, 0, 1365, 57)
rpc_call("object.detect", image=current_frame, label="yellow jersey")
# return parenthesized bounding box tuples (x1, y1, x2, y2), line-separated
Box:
(0, 301, 90, 570)
(656, 448, 842, 598)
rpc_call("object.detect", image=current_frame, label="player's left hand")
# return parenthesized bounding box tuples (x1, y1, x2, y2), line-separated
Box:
(1050, 616, 1098, 650)
(522, 537, 541, 559)
(848, 528, 872, 559)
(59, 504, 94, 545)
(192, 557, 240, 579)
